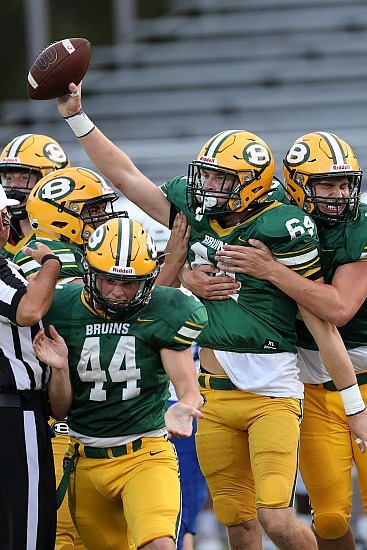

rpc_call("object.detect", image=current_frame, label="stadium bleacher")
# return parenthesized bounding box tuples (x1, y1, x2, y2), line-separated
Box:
(1, 0, 367, 186)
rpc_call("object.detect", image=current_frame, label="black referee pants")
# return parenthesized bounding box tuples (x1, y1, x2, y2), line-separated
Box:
(0, 393, 56, 550)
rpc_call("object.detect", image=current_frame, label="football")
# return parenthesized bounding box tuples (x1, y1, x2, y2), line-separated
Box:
(27, 38, 91, 100)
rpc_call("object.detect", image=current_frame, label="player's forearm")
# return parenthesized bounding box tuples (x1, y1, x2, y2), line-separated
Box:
(48, 362, 73, 420)
(79, 127, 143, 194)
(16, 262, 60, 325)
(269, 263, 345, 323)
(156, 262, 181, 287)
(300, 306, 357, 389)
(78, 126, 170, 226)
(176, 387, 203, 410)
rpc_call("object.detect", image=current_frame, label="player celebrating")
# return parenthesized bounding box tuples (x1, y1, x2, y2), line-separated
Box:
(34, 217, 208, 550)
(51, 83, 367, 550)
(214, 131, 367, 548)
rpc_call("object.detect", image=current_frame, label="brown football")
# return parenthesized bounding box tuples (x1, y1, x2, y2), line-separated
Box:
(27, 38, 91, 100)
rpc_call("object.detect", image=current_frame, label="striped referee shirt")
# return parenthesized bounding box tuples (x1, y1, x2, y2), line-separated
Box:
(0, 255, 49, 390)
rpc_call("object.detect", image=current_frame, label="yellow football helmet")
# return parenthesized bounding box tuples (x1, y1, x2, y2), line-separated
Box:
(83, 218, 159, 318)
(283, 132, 362, 224)
(27, 167, 125, 246)
(0, 134, 70, 219)
(186, 130, 275, 217)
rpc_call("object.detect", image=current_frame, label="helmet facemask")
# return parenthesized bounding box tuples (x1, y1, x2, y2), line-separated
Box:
(83, 263, 159, 319)
(79, 195, 125, 242)
(288, 170, 361, 226)
(187, 162, 241, 216)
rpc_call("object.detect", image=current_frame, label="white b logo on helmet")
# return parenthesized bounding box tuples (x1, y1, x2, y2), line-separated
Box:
(39, 177, 75, 201)
(87, 224, 107, 251)
(43, 142, 68, 164)
(286, 143, 310, 166)
(243, 143, 270, 167)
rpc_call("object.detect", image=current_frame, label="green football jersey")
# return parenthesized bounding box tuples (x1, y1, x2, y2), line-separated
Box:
(265, 178, 290, 204)
(43, 284, 207, 440)
(0, 245, 15, 260)
(161, 175, 321, 354)
(13, 235, 84, 280)
(297, 203, 367, 350)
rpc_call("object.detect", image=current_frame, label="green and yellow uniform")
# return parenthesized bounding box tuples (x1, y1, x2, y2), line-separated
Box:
(13, 234, 84, 282)
(161, 175, 322, 525)
(296, 204, 367, 540)
(44, 283, 207, 549)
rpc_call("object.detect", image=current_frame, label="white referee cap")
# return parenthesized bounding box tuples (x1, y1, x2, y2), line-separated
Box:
(0, 185, 19, 210)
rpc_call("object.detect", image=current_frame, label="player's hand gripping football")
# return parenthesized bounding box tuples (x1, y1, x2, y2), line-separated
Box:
(57, 82, 82, 118)
(164, 402, 204, 439)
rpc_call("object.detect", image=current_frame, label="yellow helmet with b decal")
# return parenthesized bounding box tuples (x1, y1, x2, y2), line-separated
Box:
(83, 218, 160, 318)
(26, 167, 126, 246)
(283, 132, 362, 224)
(0, 133, 70, 219)
(186, 130, 275, 217)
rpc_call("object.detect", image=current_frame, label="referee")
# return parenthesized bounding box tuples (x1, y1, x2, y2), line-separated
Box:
(0, 185, 72, 550)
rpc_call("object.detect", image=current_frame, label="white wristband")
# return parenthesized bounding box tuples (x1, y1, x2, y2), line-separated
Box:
(63, 110, 95, 138)
(340, 383, 366, 416)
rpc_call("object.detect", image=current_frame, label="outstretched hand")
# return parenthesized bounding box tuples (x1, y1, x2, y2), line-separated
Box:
(57, 82, 82, 118)
(164, 401, 204, 439)
(33, 325, 68, 370)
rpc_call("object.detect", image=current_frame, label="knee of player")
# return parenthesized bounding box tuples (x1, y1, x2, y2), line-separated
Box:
(313, 512, 349, 539)
(213, 495, 247, 526)
(257, 475, 291, 509)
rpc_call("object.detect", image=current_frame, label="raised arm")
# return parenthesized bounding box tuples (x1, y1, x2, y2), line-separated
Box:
(57, 82, 171, 226)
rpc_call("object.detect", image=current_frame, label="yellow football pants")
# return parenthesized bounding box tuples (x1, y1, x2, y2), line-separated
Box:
(67, 436, 181, 550)
(300, 381, 367, 540)
(196, 376, 302, 527)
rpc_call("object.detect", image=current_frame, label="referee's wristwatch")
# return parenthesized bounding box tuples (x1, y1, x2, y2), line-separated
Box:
(41, 254, 63, 270)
